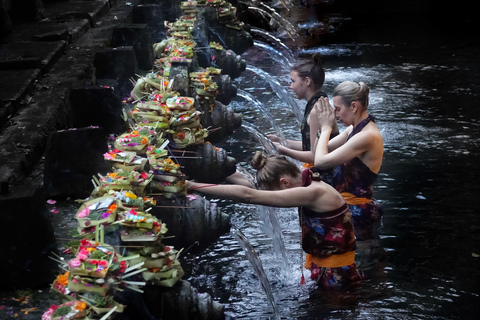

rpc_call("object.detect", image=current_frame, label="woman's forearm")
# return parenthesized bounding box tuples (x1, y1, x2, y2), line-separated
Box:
(313, 126, 332, 168)
(276, 145, 315, 163)
(188, 182, 255, 202)
(285, 139, 303, 151)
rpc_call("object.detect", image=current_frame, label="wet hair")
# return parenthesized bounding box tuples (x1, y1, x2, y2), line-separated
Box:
(291, 52, 325, 89)
(251, 151, 301, 190)
(332, 81, 370, 111)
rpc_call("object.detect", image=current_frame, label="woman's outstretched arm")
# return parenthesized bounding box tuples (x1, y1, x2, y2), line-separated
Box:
(187, 181, 318, 209)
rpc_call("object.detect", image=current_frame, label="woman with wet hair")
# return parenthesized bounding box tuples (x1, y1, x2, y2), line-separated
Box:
(187, 151, 363, 288)
(313, 81, 384, 245)
(268, 53, 339, 182)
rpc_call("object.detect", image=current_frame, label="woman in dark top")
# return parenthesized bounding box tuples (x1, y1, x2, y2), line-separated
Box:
(269, 53, 339, 171)
(187, 151, 363, 288)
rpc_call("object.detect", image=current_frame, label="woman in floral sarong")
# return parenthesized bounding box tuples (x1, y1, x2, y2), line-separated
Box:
(313, 81, 385, 267)
(187, 151, 363, 288)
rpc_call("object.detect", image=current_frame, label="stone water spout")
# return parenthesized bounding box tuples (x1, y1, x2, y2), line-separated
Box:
(180, 141, 237, 183)
(195, 2, 254, 55)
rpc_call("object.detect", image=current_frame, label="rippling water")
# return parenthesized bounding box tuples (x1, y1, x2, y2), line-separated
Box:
(182, 4, 480, 320)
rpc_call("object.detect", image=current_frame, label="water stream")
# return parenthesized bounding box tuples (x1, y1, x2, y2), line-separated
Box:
(236, 89, 288, 146)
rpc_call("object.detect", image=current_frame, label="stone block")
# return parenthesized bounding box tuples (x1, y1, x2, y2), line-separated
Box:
(0, 69, 41, 109)
(93, 46, 138, 80)
(43, 0, 110, 27)
(112, 24, 154, 70)
(10, 19, 90, 44)
(0, 41, 67, 72)
(44, 126, 110, 198)
(131, 4, 181, 42)
(68, 79, 126, 134)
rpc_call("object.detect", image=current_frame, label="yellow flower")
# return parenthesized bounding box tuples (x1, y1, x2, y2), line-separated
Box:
(125, 192, 137, 199)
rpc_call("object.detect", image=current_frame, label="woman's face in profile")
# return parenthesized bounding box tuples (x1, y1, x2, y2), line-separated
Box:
(289, 71, 308, 100)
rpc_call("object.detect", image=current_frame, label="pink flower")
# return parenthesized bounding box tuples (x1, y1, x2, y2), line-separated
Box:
(77, 208, 90, 218)
(77, 249, 89, 261)
(69, 259, 82, 268)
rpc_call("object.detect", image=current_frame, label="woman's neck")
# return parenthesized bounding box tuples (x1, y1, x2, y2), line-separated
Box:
(352, 111, 369, 128)
(306, 88, 323, 102)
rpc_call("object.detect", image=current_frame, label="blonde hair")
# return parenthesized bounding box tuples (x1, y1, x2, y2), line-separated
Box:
(333, 81, 369, 111)
(251, 151, 300, 190)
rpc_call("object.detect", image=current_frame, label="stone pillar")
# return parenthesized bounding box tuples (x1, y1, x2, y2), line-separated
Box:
(112, 24, 155, 71)
(44, 126, 110, 198)
(68, 79, 126, 135)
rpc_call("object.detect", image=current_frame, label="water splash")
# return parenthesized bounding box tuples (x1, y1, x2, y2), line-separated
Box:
(241, 121, 279, 155)
(245, 65, 303, 124)
(237, 89, 288, 146)
(232, 228, 280, 319)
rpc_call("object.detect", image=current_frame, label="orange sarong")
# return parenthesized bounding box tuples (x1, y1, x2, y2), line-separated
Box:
(305, 251, 355, 269)
(341, 192, 371, 205)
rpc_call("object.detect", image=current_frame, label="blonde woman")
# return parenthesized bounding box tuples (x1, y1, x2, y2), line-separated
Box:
(314, 81, 384, 242)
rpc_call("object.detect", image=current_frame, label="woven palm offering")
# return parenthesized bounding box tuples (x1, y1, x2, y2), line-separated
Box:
(78, 292, 125, 316)
(59, 239, 144, 296)
(67, 240, 115, 278)
(42, 300, 90, 320)
(165, 96, 195, 111)
(141, 247, 184, 288)
(91, 170, 153, 198)
(165, 18, 195, 33)
(75, 196, 119, 229)
(130, 104, 171, 131)
(119, 208, 168, 242)
(113, 131, 149, 154)
(169, 126, 209, 149)
(108, 190, 156, 212)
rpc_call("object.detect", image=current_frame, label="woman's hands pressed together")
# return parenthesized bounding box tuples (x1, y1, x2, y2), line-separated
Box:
(314, 97, 336, 130)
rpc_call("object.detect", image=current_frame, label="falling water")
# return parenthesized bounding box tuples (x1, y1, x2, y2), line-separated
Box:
(232, 228, 280, 320)
(234, 164, 290, 273)
(253, 40, 293, 69)
(249, 27, 295, 61)
(255, 206, 290, 271)
(241, 120, 279, 155)
(247, 6, 298, 41)
(245, 65, 303, 124)
(237, 89, 288, 146)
